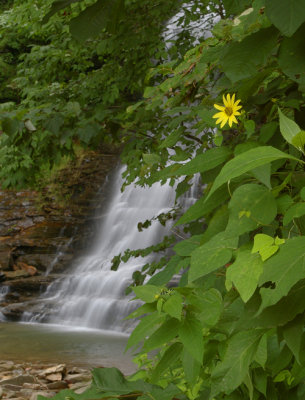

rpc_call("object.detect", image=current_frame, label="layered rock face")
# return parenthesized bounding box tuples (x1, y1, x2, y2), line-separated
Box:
(0, 149, 118, 321)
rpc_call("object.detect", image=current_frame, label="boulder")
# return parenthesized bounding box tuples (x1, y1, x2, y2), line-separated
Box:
(44, 373, 62, 382)
(65, 373, 91, 383)
(0, 375, 36, 386)
(40, 364, 66, 376)
(46, 381, 68, 390)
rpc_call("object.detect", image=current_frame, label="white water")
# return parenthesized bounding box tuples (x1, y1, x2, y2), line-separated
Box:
(23, 166, 185, 332)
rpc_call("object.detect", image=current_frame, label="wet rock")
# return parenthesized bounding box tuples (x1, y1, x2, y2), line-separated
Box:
(65, 373, 91, 383)
(41, 364, 66, 376)
(4, 275, 56, 292)
(46, 381, 68, 390)
(3, 271, 30, 280)
(13, 262, 37, 277)
(0, 374, 36, 386)
(1, 384, 24, 391)
(0, 362, 14, 371)
(44, 373, 62, 382)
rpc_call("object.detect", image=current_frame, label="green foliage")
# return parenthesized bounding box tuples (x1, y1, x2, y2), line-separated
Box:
(8, 0, 305, 398)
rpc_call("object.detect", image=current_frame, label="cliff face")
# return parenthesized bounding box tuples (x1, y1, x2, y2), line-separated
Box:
(0, 149, 119, 320)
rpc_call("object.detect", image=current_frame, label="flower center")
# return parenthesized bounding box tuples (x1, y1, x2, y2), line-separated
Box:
(225, 106, 233, 116)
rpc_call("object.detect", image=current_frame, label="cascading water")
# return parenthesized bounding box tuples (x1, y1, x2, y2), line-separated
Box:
(23, 166, 189, 332)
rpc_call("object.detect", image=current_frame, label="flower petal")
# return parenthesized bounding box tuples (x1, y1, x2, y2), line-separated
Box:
(231, 93, 236, 104)
(220, 115, 228, 128)
(216, 117, 223, 125)
(234, 111, 241, 116)
(231, 115, 238, 124)
(226, 93, 231, 105)
(223, 94, 229, 107)
(213, 112, 225, 119)
(214, 104, 225, 111)
(233, 105, 242, 111)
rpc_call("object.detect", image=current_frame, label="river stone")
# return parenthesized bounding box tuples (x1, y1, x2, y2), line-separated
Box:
(44, 373, 62, 382)
(22, 383, 45, 390)
(46, 381, 68, 390)
(0, 362, 14, 371)
(41, 364, 66, 376)
(0, 375, 36, 386)
(65, 373, 91, 383)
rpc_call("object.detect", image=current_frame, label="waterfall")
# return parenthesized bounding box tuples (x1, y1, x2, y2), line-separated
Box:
(23, 166, 187, 332)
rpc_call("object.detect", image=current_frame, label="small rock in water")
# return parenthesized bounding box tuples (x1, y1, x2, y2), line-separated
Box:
(44, 373, 62, 382)
(0, 375, 36, 386)
(41, 364, 66, 376)
(47, 381, 68, 390)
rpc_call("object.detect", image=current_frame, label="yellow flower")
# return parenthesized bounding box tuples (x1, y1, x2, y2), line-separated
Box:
(213, 93, 242, 128)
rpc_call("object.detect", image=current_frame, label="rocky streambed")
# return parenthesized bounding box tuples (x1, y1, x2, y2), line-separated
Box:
(0, 360, 93, 400)
(0, 148, 119, 321)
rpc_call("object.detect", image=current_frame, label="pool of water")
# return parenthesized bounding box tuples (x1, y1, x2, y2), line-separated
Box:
(0, 322, 135, 374)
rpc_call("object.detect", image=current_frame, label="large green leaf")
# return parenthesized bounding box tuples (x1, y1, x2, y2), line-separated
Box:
(132, 284, 160, 303)
(178, 314, 204, 363)
(143, 318, 181, 352)
(222, 0, 251, 15)
(206, 146, 299, 201)
(163, 292, 183, 320)
(278, 108, 302, 146)
(226, 248, 263, 302)
(174, 234, 203, 256)
(279, 24, 305, 85)
(266, 0, 305, 37)
(92, 368, 134, 395)
(2, 117, 19, 136)
(226, 184, 277, 236)
(283, 202, 305, 225)
(176, 185, 230, 225)
(238, 280, 305, 329)
(182, 348, 201, 386)
(283, 314, 304, 364)
(147, 255, 182, 286)
(175, 147, 231, 176)
(221, 27, 278, 82)
(188, 288, 223, 327)
(151, 343, 183, 383)
(211, 330, 263, 396)
(70, 0, 124, 41)
(259, 237, 305, 312)
(126, 313, 165, 350)
(43, 0, 82, 22)
(189, 231, 238, 282)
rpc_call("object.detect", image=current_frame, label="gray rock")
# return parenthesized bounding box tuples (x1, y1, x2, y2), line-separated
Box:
(65, 373, 91, 383)
(46, 381, 68, 390)
(0, 375, 36, 386)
